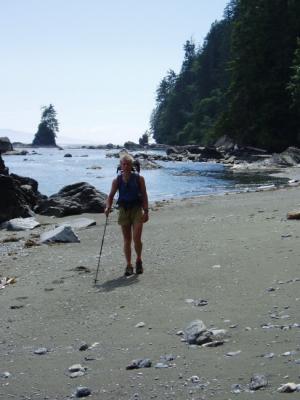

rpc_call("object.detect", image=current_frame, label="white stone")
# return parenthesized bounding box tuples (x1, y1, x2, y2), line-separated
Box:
(60, 217, 96, 230)
(277, 383, 297, 393)
(40, 226, 80, 243)
(3, 217, 40, 231)
(135, 322, 145, 328)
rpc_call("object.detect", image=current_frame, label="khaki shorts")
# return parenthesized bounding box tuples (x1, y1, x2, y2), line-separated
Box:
(118, 206, 143, 226)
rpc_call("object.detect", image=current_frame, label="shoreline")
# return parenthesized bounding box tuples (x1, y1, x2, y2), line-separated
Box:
(2, 147, 300, 201)
(1, 183, 300, 398)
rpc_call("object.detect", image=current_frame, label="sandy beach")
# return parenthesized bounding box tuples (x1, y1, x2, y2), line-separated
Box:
(1, 183, 300, 399)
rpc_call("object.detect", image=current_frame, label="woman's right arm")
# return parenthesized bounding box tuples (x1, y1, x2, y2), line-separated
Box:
(105, 178, 118, 216)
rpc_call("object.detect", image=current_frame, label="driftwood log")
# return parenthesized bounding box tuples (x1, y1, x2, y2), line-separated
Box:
(287, 210, 300, 220)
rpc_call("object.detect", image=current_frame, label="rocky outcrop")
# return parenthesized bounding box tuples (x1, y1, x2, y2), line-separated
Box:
(35, 182, 107, 217)
(269, 146, 300, 166)
(0, 174, 42, 223)
(0, 154, 9, 175)
(0, 137, 13, 153)
(0, 154, 45, 223)
(0, 154, 107, 222)
(166, 145, 223, 161)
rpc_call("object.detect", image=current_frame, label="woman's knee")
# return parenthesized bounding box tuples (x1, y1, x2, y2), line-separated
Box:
(133, 235, 142, 246)
(123, 236, 132, 246)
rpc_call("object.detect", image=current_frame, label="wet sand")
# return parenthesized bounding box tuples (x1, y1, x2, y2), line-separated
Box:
(1, 184, 300, 399)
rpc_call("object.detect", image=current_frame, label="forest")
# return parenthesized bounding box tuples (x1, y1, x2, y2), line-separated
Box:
(150, 0, 300, 152)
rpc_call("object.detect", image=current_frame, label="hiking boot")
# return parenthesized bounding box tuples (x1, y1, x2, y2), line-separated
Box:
(135, 260, 143, 274)
(124, 265, 134, 277)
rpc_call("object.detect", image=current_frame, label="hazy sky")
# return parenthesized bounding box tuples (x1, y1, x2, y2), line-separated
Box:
(1, 0, 228, 145)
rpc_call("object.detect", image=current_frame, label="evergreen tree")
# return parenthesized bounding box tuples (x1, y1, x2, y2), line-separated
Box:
(139, 131, 150, 146)
(32, 104, 59, 146)
(151, 17, 234, 145)
(188, 16, 234, 144)
(150, 70, 177, 144)
(217, 0, 300, 151)
(287, 38, 300, 111)
(151, 40, 198, 144)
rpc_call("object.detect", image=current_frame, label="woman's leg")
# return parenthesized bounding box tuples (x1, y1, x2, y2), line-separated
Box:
(121, 224, 132, 266)
(133, 222, 143, 261)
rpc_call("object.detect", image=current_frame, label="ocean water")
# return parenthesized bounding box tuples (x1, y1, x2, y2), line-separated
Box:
(3, 147, 288, 201)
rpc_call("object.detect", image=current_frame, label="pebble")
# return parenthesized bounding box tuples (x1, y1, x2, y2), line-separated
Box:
(135, 322, 145, 328)
(34, 347, 48, 355)
(277, 382, 300, 393)
(68, 364, 86, 377)
(190, 375, 200, 383)
(154, 363, 168, 368)
(69, 364, 86, 373)
(126, 358, 152, 369)
(0, 371, 11, 379)
(261, 352, 275, 358)
(193, 299, 208, 307)
(160, 354, 176, 362)
(70, 371, 86, 378)
(231, 383, 243, 393)
(281, 351, 297, 356)
(84, 355, 96, 361)
(129, 393, 140, 400)
(75, 386, 92, 397)
(79, 343, 89, 351)
(249, 374, 268, 390)
(226, 350, 241, 357)
(266, 287, 276, 292)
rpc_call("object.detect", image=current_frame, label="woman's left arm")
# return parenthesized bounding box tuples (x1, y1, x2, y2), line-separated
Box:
(139, 176, 149, 222)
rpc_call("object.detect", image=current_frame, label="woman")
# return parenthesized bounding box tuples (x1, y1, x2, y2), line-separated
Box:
(105, 154, 149, 276)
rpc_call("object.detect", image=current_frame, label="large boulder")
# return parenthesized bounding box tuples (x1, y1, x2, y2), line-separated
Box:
(0, 175, 36, 223)
(269, 146, 300, 166)
(0, 154, 45, 223)
(0, 137, 13, 153)
(279, 146, 300, 165)
(35, 182, 107, 217)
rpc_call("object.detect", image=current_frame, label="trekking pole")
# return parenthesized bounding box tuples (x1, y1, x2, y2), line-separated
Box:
(94, 214, 109, 284)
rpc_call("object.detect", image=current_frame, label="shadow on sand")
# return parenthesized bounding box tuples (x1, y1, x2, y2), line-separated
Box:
(95, 274, 139, 292)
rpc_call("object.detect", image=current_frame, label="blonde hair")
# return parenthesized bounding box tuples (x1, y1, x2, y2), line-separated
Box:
(120, 153, 134, 164)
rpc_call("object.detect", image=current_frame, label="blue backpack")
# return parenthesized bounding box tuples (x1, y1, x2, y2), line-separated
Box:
(116, 172, 142, 209)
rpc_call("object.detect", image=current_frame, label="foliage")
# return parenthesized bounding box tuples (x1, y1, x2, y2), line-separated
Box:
(218, 0, 300, 151)
(124, 141, 138, 150)
(151, 16, 233, 146)
(32, 104, 59, 146)
(150, 0, 300, 151)
(138, 131, 150, 146)
(287, 38, 300, 110)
